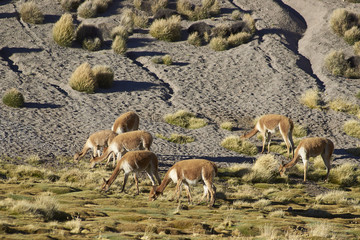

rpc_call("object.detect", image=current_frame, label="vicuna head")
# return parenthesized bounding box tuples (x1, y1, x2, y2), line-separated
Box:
(278, 162, 286, 177)
(148, 186, 161, 201)
(73, 153, 80, 161)
(101, 178, 110, 192)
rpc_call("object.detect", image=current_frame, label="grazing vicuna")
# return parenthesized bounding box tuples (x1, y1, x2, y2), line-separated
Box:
(241, 114, 294, 158)
(101, 150, 161, 194)
(90, 130, 153, 168)
(279, 137, 334, 182)
(112, 111, 139, 134)
(149, 159, 217, 207)
(74, 129, 117, 162)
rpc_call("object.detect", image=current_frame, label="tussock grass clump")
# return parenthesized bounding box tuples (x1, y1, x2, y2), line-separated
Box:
(2, 88, 24, 108)
(220, 122, 234, 131)
(188, 32, 202, 46)
(110, 25, 129, 40)
(75, 23, 103, 51)
(156, 133, 195, 144)
(324, 50, 349, 76)
(343, 120, 360, 138)
(151, 55, 173, 65)
(252, 199, 271, 210)
(354, 41, 360, 55)
(12, 165, 46, 180)
(149, 15, 181, 42)
(151, 0, 168, 15)
(19, 1, 44, 24)
(119, 8, 135, 34)
(315, 190, 358, 205)
(77, 1, 97, 18)
(209, 37, 228, 51)
(308, 222, 332, 238)
(227, 32, 252, 47)
(133, 11, 149, 28)
(177, 0, 220, 21)
(164, 110, 207, 129)
(231, 10, 241, 20)
(92, 65, 114, 88)
(53, 13, 75, 47)
(268, 210, 285, 218)
(300, 88, 322, 109)
(221, 136, 258, 156)
(329, 163, 359, 186)
(60, 0, 84, 12)
(93, 0, 112, 13)
(69, 62, 97, 93)
(243, 154, 279, 183)
(293, 124, 307, 138)
(329, 98, 359, 115)
(344, 26, 360, 45)
(330, 8, 359, 36)
(82, 37, 102, 51)
(26, 154, 41, 165)
(243, 14, 256, 34)
(60, 169, 87, 183)
(112, 35, 127, 54)
(64, 218, 82, 234)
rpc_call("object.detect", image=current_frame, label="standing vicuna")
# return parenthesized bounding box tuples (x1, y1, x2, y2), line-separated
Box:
(101, 150, 161, 194)
(112, 111, 139, 134)
(149, 159, 218, 207)
(74, 129, 117, 162)
(279, 137, 334, 182)
(241, 114, 295, 158)
(90, 130, 153, 168)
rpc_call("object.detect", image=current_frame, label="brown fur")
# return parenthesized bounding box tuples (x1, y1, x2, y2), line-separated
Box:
(112, 111, 139, 134)
(74, 129, 117, 161)
(101, 150, 161, 194)
(149, 159, 217, 207)
(279, 137, 334, 182)
(90, 130, 153, 168)
(241, 114, 294, 158)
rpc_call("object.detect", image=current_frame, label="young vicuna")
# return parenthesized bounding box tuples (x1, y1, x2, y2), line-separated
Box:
(74, 129, 117, 161)
(279, 137, 334, 182)
(241, 114, 294, 158)
(112, 111, 139, 134)
(101, 150, 161, 194)
(90, 130, 153, 168)
(149, 159, 217, 207)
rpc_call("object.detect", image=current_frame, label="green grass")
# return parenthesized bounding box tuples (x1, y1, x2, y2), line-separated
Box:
(2, 88, 24, 108)
(164, 110, 207, 129)
(1, 156, 360, 239)
(156, 133, 195, 144)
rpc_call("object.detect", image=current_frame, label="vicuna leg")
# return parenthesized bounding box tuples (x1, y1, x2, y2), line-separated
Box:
(121, 173, 129, 193)
(200, 184, 209, 203)
(205, 180, 215, 206)
(266, 132, 272, 153)
(261, 131, 267, 153)
(174, 180, 182, 202)
(302, 159, 309, 182)
(134, 173, 139, 195)
(321, 152, 332, 181)
(183, 183, 192, 204)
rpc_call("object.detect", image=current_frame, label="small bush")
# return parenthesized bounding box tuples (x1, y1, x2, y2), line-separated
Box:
(220, 122, 234, 131)
(177, 0, 219, 21)
(188, 32, 202, 46)
(316, 190, 357, 205)
(221, 136, 258, 156)
(75, 23, 103, 46)
(329, 98, 359, 115)
(82, 37, 102, 51)
(231, 10, 241, 20)
(162, 54, 173, 65)
(111, 25, 129, 40)
(252, 199, 271, 209)
(60, 0, 83, 12)
(112, 35, 127, 54)
(344, 120, 360, 138)
(2, 88, 24, 108)
(243, 154, 279, 182)
(77, 1, 97, 18)
(149, 15, 181, 42)
(53, 13, 75, 47)
(92, 65, 114, 88)
(69, 62, 97, 93)
(120, 8, 135, 34)
(344, 26, 360, 45)
(156, 133, 194, 144)
(19, 1, 44, 24)
(133, 11, 149, 28)
(164, 110, 207, 129)
(227, 32, 252, 47)
(324, 50, 349, 76)
(292, 124, 307, 138)
(209, 37, 228, 51)
(243, 14, 256, 34)
(93, 0, 112, 13)
(330, 8, 359, 36)
(354, 41, 360, 55)
(151, 0, 168, 14)
(329, 163, 358, 186)
(300, 88, 322, 109)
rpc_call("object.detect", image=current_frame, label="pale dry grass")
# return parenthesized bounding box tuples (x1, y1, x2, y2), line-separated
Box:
(111, 25, 128, 40)
(19, 1, 44, 24)
(209, 37, 228, 51)
(52, 13, 75, 47)
(221, 136, 258, 156)
(149, 15, 181, 42)
(188, 32, 202, 46)
(343, 120, 360, 138)
(329, 162, 359, 186)
(330, 8, 358, 36)
(243, 154, 279, 182)
(268, 210, 285, 218)
(77, 1, 97, 18)
(65, 218, 82, 234)
(300, 88, 322, 109)
(164, 110, 207, 129)
(220, 121, 234, 131)
(308, 222, 332, 238)
(252, 199, 271, 210)
(227, 32, 252, 47)
(69, 62, 97, 93)
(324, 50, 349, 76)
(316, 190, 358, 205)
(329, 98, 359, 115)
(344, 26, 360, 45)
(112, 35, 127, 54)
(259, 224, 278, 240)
(119, 8, 134, 33)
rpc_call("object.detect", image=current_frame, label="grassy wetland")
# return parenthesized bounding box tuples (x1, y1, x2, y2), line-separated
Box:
(1, 154, 360, 239)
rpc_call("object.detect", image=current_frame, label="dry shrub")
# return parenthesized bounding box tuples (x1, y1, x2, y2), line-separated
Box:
(231, 10, 241, 20)
(92, 65, 114, 88)
(227, 32, 252, 47)
(329, 98, 359, 115)
(300, 88, 322, 109)
(77, 1, 97, 18)
(188, 32, 202, 46)
(162, 54, 172, 65)
(111, 25, 129, 40)
(19, 1, 44, 24)
(177, 0, 219, 21)
(133, 11, 149, 28)
(324, 50, 349, 76)
(259, 224, 278, 240)
(2, 88, 24, 108)
(53, 13, 75, 47)
(93, 0, 112, 13)
(329, 163, 358, 186)
(221, 136, 257, 156)
(112, 35, 127, 54)
(308, 222, 332, 238)
(209, 37, 228, 51)
(243, 14, 256, 34)
(75, 23, 103, 47)
(315, 190, 358, 205)
(343, 120, 360, 138)
(344, 26, 360, 45)
(243, 154, 279, 183)
(151, 0, 168, 14)
(64, 218, 82, 234)
(164, 110, 207, 129)
(149, 15, 181, 42)
(82, 37, 102, 51)
(354, 41, 360, 55)
(60, 0, 84, 12)
(120, 8, 135, 34)
(220, 122, 234, 131)
(330, 8, 359, 36)
(293, 124, 307, 138)
(69, 62, 97, 93)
